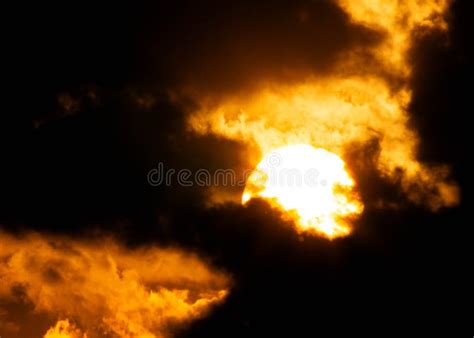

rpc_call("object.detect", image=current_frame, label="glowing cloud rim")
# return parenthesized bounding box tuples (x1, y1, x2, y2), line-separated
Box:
(187, 0, 459, 215)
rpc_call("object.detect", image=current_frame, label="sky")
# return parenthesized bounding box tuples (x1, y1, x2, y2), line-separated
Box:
(1, 1, 471, 337)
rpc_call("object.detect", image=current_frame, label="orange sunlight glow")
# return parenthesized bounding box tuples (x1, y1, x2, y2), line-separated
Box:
(43, 320, 86, 338)
(187, 0, 459, 234)
(242, 145, 363, 238)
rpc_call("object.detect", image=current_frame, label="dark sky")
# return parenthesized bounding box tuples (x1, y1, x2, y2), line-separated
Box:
(1, 0, 471, 336)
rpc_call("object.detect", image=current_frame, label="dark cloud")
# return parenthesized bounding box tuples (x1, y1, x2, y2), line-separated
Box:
(141, 0, 379, 92)
(1, 0, 470, 337)
(408, 0, 471, 171)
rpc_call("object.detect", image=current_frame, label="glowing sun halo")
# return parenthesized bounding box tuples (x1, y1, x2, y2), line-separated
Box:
(242, 144, 363, 239)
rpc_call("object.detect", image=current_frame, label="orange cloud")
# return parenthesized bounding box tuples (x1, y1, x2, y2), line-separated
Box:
(0, 232, 229, 338)
(185, 0, 459, 212)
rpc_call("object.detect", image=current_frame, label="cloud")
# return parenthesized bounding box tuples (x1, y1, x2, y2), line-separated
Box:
(0, 231, 229, 338)
(183, 0, 459, 211)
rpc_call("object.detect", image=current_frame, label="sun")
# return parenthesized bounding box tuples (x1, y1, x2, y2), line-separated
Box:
(242, 144, 363, 239)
